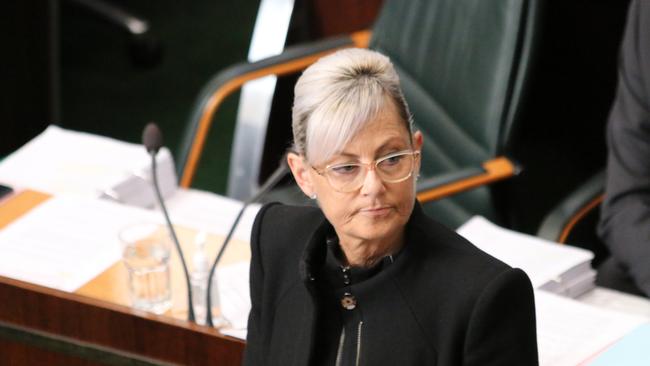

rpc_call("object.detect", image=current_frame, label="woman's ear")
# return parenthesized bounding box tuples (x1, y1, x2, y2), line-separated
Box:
(287, 152, 316, 198)
(412, 131, 424, 172)
(413, 130, 423, 151)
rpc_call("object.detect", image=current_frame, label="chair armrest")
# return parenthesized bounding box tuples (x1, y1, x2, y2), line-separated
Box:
(536, 170, 605, 243)
(416, 156, 518, 203)
(177, 30, 371, 188)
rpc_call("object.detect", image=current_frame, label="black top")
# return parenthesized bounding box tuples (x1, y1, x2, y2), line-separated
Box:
(244, 202, 538, 365)
(312, 236, 392, 366)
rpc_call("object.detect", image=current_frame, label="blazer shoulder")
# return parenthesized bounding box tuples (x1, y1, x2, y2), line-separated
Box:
(464, 267, 538, 365)
(253, 203, 323, 235)
(413, 213, 511, 274)
(251, 203, 325, 260)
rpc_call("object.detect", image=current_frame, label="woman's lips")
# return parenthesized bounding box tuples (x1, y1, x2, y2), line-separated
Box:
(359, 206, 392, 217)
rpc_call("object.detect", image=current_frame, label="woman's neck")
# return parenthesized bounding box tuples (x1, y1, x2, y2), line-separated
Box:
(336, 229, 405, 268)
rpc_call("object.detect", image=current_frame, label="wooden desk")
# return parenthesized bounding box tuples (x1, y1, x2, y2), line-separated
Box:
(0, 190, 247, 365)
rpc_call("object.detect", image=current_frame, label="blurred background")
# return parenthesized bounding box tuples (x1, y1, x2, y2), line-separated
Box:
(1, 0, 381, 192)
(0, 0, 633, 236)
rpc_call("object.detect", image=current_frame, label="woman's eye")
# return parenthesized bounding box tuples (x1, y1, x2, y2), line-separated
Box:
(330, 165, 359, 175)
(381, 155, 404, 166)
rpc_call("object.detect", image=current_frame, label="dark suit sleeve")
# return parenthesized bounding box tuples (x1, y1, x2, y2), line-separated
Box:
(463, 268, 538, 366)
(598, 0, 650, 296)
(242, 204, 275, 366)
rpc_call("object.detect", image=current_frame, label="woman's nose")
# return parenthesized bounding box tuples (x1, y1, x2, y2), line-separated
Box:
(360, 167, 386, 196)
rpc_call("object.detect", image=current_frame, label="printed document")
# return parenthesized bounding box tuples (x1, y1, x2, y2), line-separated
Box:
(0, 196, 160, 292)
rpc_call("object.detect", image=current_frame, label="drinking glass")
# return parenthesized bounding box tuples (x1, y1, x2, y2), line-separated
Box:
(120, 223, 172, 314)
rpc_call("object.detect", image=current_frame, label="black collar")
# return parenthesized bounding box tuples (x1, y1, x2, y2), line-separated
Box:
(299, 200, 425, 285)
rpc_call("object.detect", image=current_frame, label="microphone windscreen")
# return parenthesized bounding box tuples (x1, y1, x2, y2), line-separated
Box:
(142, 122, 164, 153)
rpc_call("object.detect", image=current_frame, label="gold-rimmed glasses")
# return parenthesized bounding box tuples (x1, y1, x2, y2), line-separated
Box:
(312, 150, 420, 193)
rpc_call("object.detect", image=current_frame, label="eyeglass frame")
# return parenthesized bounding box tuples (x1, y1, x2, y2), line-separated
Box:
(310, 149, 421, 193)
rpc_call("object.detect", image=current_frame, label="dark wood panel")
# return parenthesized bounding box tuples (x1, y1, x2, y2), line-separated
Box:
(0, 337, 97, 366)
(0, 276, 244, 366)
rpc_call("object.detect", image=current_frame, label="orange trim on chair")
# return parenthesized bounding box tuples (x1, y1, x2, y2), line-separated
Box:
(557, 194, 604, 244)
(416, 157, 516, 203)
(180, 30, 372, 188)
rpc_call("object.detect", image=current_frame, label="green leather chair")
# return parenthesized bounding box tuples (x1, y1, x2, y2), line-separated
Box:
(370, 0, 539, 228)
(537, 171, 609, 266)
(178, 0, 541, 229)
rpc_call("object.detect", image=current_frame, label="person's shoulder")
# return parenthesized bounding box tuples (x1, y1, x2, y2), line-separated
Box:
(412, 211, 511, 275)
(259, 201, 321, 217)
(252, 202, 324, 259)
(405, 212, 535, 316)
(405, 209, 533, 306)
(254, 202, 323, 231)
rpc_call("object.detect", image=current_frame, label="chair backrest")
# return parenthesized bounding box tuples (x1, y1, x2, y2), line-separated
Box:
(370, 0, 540, 228)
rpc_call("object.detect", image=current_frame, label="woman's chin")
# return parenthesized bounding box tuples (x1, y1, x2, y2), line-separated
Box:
(349, 217, 400, 241)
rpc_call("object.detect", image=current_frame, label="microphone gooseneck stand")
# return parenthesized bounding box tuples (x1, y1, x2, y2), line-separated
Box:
(143, 122, 195, 323)
(149, 152, 196, 323)
(205, 161, 289, 327)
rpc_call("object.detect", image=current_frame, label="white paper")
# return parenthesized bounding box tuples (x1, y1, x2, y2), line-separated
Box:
(457, 216, 594, 289)
(579, 287, 650, 319)
(220, 328, 248, 341)
(0, 125, 176, 204)
(216, 260, 251, 336)
(166, 189, 261, 242)
(0, 196, 160, 292)
(535, 291, 648, 366)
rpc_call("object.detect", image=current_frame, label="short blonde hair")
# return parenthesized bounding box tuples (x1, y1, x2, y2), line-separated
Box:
(291, 48, 413, 165)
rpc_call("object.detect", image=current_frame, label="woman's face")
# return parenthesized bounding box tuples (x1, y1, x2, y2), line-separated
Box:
(289, 100, 423, 246)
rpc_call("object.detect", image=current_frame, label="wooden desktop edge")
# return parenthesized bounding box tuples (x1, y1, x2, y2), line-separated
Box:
(0, 190, 246, 365)
(0, 274, 245, 365)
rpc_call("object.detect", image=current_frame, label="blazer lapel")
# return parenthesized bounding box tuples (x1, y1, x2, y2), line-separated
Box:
(293, 216, 330, 366)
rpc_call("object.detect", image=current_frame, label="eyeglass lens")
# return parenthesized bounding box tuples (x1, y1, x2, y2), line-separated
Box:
(326, 151, 416, 192)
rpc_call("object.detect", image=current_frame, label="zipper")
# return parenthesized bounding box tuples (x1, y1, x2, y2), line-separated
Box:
(355, 321, 363, 366)
(335, 328, 345, 366)
(334, 321, 364, 366)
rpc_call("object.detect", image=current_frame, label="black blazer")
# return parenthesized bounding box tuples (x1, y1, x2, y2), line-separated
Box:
(598, 0, 650, 297)
(244, 202, 538, 366)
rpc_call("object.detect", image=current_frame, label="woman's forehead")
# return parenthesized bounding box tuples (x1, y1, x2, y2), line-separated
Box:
(334, 123, 411, 159)
(306, 93, 410, 165)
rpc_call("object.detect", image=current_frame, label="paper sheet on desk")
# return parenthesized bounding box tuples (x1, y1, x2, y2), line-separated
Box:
(0, 196, 160, 292)
(216, 261, 251, 340)
(166, 189, 260, 242)
(535, 291, 648, 366)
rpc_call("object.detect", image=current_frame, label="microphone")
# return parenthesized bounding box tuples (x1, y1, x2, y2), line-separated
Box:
(142, 122, 196, 323)
(205, 158, 289, 327)
(143, 122, 163, 154)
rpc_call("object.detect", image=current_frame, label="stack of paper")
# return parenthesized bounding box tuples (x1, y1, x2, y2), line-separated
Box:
(457, 216, 595, 297)
(0, 125, 176, 208)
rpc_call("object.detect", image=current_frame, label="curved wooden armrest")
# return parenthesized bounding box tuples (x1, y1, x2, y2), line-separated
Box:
(178, 30, 371, 188)
(416, 157, 518, 203)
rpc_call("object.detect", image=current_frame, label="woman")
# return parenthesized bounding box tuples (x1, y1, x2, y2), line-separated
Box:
(244, 48, 538, 365)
